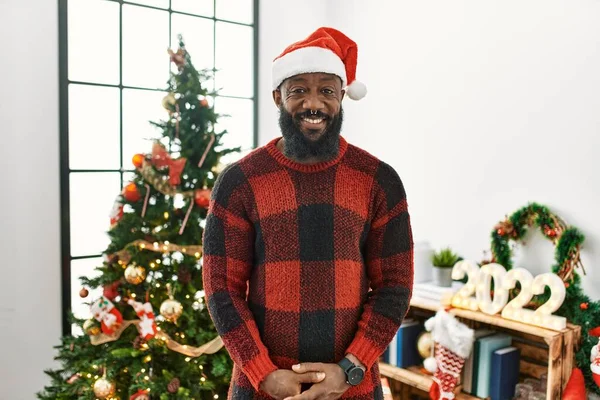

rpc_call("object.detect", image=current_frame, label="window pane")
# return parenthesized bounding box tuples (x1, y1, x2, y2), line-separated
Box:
(69, 85, 120, 170)
(171, 13, 214, 74)
(214, 97, 254, 157)
(215, 22, 253, 97)
(171, 0, 214, 17)
(123, 5, 170, 89)
(70, 257, 103, 320)
(70, 172, 121, 257)
(68, 0, 119, 84)
(125, 0, 169, 8)
(122, 89, 166, 167)
(216, 0, 253, 24)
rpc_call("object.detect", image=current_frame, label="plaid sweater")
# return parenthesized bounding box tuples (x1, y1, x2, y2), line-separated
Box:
(203, 137, 413, 399)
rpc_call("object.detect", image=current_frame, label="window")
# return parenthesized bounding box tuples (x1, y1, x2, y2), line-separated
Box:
(59, 0, 258, 334)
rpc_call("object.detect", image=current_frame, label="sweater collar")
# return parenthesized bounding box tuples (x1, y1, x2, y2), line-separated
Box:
(265, 136, 348, 173)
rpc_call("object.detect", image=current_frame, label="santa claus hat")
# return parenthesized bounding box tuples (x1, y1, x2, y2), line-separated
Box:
(272, 27, 367, 100)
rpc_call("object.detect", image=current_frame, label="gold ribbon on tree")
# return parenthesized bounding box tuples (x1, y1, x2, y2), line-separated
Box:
(89, 320, 223, 358)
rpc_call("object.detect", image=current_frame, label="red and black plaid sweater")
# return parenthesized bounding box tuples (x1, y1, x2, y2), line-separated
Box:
(203, 136, 413, 399)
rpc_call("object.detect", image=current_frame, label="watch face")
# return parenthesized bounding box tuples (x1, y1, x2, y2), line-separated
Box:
(348, 367, 365, 385)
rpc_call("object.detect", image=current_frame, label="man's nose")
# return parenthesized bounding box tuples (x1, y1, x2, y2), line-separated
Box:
(302, 93, 325, 111)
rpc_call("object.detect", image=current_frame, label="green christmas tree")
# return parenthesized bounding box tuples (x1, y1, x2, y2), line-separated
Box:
(39, 36, 237, 400)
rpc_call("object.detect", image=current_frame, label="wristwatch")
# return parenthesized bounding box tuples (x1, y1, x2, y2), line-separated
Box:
(338, 357, 365, 386)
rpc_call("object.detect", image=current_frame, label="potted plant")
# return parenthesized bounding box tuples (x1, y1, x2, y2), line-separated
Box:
(430, 247, 460, 287)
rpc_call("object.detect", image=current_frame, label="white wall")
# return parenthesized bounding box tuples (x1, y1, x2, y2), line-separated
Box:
(0, 1, 62, 399)
(259, 1, 600, 299)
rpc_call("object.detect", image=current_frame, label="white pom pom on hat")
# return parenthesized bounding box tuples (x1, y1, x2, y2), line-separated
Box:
(272, 27, 367, 100)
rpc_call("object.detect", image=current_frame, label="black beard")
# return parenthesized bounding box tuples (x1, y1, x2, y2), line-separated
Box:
(278, 106, 344, 161)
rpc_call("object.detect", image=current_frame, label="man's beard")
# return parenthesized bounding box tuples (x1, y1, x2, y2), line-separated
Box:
(278, 106, 344, 161)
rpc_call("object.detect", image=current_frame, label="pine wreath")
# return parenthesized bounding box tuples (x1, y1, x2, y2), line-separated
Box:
(490, 202, 600, 395)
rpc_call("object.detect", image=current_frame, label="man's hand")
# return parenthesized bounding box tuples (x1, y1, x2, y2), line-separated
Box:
(260, 369, 326, 400)
(282, 363, 352, 400)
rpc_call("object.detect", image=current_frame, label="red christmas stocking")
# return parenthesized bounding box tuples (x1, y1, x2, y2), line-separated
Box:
(429, 343, 466, 400)
(425, 310, 474, 400)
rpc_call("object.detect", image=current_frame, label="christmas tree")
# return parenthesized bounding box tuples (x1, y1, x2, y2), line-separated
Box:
(38, 36, 238, 400)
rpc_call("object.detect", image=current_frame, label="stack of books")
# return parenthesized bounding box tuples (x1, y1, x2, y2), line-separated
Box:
(382, 318, 424, 368)
(411, 281, 464, 307)
(461, 330, 520, 400)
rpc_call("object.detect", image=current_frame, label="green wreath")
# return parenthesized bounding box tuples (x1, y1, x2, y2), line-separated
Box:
(489, 202, 600, 395)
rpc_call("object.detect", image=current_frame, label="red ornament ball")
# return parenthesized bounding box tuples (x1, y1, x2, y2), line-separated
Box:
(497, 228, 505, 236)
(194, 189, 211, 208)
(580, 302, 589, 310)
(132, 153, 145, 168)
(103, 280, 120, 301)
(79, 288, 89, 298)
(199, 98, 209, 107)
(547, 229, 557, 238)
(123, 183, 141, 202)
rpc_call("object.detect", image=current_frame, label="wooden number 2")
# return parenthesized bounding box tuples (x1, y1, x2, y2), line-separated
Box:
(451, 260, 479, 311)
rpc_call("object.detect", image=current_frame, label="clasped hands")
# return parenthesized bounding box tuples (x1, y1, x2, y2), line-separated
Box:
(260, 361, 358, 400)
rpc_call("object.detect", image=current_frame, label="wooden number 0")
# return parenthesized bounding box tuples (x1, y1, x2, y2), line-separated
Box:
(476, 263, 509, 315)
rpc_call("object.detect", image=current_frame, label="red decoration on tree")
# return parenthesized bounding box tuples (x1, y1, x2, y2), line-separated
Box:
(109, 197, 124, 227)
(199, 98, 209, 107)
(79, 288, 89, 298)
(103, 280, 120, 301)
(168, 48, 186, 71)
(194, 189, 211, 208)
(91, 296, 123, 335)
(496, 228, 505, 236)
(132, 153, 145, 168)
(130, 389, 150, 400)
(563, 367, 587, 399)
(123, 183, 141, 202)
(581, 302, 589, 310)
(151, 143, 187, 186)
(589, 326, 600, 337)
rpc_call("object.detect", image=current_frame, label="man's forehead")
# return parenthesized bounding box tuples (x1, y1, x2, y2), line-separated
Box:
(284, 73, 341, 85)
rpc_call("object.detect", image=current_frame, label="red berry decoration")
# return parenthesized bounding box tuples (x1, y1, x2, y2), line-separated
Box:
(194, 189, 211, 208)
(123, 183, 141, 202)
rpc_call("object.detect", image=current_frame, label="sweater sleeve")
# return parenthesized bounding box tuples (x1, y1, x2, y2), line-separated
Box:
(202, 164, 278, 390)
(345, 162, 414, 369)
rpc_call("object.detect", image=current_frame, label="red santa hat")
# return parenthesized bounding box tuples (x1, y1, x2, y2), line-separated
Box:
(272, 27, 367, 100)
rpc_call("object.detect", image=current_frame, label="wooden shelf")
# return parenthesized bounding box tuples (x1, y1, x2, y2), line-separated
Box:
(379, 363, 481, 400)
(391, 298, 582, 399)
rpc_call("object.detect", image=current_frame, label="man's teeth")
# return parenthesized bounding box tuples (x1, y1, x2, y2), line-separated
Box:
(303, 117, 324, 124)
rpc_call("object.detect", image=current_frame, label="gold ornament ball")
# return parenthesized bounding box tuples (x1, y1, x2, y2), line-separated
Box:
(160, 298, 183, 322)
(79, 287, 89, 298)
(93, 377, 115, 399)
(124, 264, 146, 285)
(162, 92, 177, 110)
(83, 319, 101, 336)
(417, 332, 433, 359)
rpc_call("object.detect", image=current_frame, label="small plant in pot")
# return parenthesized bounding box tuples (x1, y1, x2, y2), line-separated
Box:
(431, 247, 460, 287)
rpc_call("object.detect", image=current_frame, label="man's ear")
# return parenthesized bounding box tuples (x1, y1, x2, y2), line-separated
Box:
(341, 89, 345, 101)
(272, 89, 282, 107)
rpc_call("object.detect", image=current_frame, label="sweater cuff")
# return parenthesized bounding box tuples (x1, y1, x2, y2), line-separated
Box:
(346, 337, 382, 370)
(242, 352, 279, 391)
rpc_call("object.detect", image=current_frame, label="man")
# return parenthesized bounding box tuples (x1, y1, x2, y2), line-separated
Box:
(203, 27, 413, 400)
